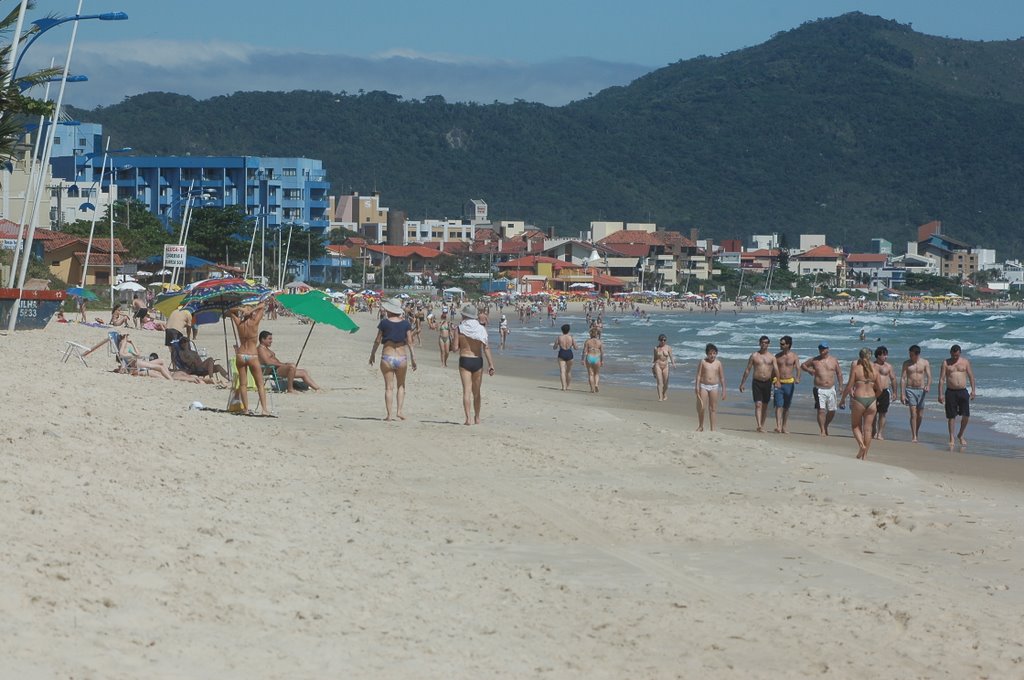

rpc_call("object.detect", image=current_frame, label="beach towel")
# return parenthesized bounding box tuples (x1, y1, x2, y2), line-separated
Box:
(458, 319, 489, 345)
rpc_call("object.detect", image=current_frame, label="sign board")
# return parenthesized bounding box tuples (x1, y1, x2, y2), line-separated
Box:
(1, 239, 20, 250)
(163, 244, 187, 268)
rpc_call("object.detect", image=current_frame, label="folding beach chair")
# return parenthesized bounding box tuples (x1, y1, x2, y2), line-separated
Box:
(228, 367, 275, 414)
(262, 364, 285, 393)
(61, 341, 91, 366)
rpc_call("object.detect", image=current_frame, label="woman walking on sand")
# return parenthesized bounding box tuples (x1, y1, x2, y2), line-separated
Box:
(652, 333, 676, 401)
(369, 298, 417, 421)
(437, 312, 452, 367)
(839, 347, 882, 460)
(582, 326, 604, 393)
(454, 305, 495, 425)
(553, 323, 578, 391)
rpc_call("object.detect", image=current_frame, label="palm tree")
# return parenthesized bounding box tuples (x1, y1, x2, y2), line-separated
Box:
(0, 1, 61, 162)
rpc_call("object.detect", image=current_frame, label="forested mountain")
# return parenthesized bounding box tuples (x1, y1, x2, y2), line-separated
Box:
(69, 13, 1024, 257)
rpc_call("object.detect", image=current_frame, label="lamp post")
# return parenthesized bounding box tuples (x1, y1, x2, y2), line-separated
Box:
(77, 143, 131, 293)
(11, 12, 127, 81)
(6, 5, 128, 331)
(18, 73, 87, 92)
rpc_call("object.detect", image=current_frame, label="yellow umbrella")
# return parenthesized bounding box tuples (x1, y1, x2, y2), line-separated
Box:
(152, 291, 187, 317)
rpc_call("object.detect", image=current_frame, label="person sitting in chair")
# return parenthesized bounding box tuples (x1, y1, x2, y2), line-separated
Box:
(169, 336, 229, 385)
(116, 335, 173, 380)
(257, 330, 321, 393)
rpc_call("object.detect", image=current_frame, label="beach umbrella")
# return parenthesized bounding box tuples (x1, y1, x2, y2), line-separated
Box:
(276, 291, 360, 366)
(135, 270, 154, 277)
(181, 277, 273, 315)
(113, 281, 146, 292)
(66, 286, 98, 301)
(152, 290, 188, 317)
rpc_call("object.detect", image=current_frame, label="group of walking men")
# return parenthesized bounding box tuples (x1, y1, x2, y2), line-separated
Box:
(738, 336, 977, 447)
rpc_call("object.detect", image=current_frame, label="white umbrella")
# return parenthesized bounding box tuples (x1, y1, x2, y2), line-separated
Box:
(114, 281, 146, 292)
(135, 270, 154, 277)
(155, 269, 172, 276)
(569, 282, 595, 289)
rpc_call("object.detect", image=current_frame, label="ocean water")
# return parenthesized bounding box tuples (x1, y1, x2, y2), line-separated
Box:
(493, 307, 1024, 459)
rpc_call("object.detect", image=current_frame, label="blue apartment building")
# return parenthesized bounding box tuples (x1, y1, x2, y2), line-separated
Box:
(47, 123, 331, 232)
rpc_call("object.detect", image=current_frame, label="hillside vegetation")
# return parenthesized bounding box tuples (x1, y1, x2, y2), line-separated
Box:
(69, 13, 1024, 257)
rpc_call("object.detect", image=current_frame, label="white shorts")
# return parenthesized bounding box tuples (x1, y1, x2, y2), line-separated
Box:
(813, 386, 838, 412)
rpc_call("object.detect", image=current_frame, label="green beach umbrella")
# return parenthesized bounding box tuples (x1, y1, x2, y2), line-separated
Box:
(66, 286, 98, 301)
(276, 291, 360, 366)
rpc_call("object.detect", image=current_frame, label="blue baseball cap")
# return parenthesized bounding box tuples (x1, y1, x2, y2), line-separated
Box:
(818, 342, 829, 349)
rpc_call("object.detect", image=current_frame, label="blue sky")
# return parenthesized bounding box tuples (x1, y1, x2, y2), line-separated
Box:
(17, 0, 1024, 109)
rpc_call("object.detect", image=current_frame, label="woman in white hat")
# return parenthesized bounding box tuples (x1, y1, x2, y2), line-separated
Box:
(369, 298, 417, 421)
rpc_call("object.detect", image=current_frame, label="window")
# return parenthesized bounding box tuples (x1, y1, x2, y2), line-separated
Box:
(53, 137, 61, 144)
(79, 138, 86, 146)
(282, 168, 297, 177)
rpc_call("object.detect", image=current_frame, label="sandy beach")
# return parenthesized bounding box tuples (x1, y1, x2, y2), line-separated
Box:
(2, 311, 1023, 678)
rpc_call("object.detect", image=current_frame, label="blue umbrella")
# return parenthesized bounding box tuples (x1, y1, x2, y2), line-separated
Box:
(66, 287, 98, 301)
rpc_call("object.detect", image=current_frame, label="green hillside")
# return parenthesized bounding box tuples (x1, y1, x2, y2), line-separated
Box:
(69, 13, 1024, 257)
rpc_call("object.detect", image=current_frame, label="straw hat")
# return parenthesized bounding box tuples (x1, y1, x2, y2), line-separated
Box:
(460, 304, 479, 319)
(382, 298, 405, 316)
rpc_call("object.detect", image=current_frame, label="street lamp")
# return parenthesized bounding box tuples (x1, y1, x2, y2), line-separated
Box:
(6, 4, 128, 331)
(12, 12, 128, 80)
(76, 144, 131, 299)
(18, 73, 87, 92)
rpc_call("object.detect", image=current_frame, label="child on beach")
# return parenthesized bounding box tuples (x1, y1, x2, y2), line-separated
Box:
(695, 343, 727, 431)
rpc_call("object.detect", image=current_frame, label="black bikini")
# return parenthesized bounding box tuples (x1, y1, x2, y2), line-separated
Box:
(459, 356, 484, 373)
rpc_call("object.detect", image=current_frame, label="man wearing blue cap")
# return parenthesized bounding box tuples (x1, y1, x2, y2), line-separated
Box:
(800, 341, 844, 436)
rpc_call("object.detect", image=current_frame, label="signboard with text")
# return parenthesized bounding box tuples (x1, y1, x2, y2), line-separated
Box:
(163, 244, 187, 268)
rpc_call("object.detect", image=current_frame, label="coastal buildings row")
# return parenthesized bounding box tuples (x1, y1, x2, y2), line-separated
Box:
(0, 121, 1014, 293)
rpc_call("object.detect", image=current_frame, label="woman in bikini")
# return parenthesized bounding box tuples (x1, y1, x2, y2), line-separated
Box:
(652, 334, 676, 401)
(582, 326, 604, 393)
(109, 304, 131, 327)
(839, 347, 883, 460)
(453, 305, 495, 425)
(369, 298, 416, 421)
(437, 312, 452, 367)
(227, 300, 271, 416)
(553, 323, 578, 391)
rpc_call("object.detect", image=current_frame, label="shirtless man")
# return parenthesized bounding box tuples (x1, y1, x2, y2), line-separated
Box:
(228, 301, 271, 416)
(938, 344, 977, 448)
(131, 294, 149, 328)
(165, 307, 193, 347)
(899, 344, 932, 443)
(800, 342, 844, 436)
(871, 346, 895, 440)
(773, 335, 800, 433)
(257, 330, 321, 393)
(694, 342, 726, 432)
(738, 335, 779, 432)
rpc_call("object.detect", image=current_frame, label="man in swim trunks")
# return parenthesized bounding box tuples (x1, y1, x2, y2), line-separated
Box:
(800, 342, 844, 436)
(938, 344, 976, 448)
(738, 335, 779, 433)
(773, 335, 800, 434)
(258, 330, 321, 393)
(899, 344, 932, 443)
(871, 346, 895, 440)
